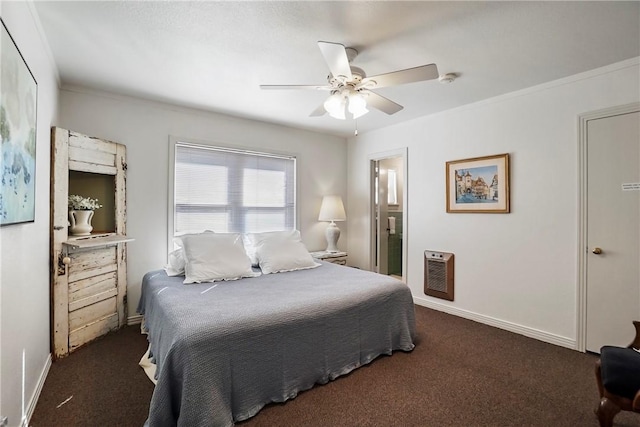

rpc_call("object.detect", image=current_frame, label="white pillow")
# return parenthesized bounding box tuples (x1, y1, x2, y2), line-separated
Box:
(164, 248, 186, 276)
(181, 232, 259, 284)
(174, 230, 214, 249)
(244, 230, 302, 266)
(164, 231, 215, 277)
(255, 238, 320, 274)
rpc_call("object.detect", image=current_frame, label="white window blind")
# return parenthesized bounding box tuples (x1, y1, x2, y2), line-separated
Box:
(174, 143, 296, 235)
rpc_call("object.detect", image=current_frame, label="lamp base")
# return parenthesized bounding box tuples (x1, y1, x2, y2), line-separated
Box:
(325, 222, 341, 253)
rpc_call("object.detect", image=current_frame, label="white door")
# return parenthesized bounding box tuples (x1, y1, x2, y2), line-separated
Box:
(585, 110, 640, 353)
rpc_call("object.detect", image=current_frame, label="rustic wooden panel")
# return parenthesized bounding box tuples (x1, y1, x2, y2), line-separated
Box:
(51, 127, 70, 358)
(69, 247, 116, 273)
(69, 131, 117, 154)
(116, 244, 127, 325)
(69, 271, 117, 300)
(69, 313, 119, 350)
(68, 247, 117, 283)
(68, 288, 118, 312)
(69, 145, 116, 168)
(68, 159, 117, 175)
(115, 143, 128, 326)
(115, 143, 127, 235)
(69, 264, 117, 284)
(69, 296, 117, 331)
(51, 251, 70, 358)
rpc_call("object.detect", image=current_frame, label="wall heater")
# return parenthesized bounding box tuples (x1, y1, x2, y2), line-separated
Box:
(424, 250, 454, 301)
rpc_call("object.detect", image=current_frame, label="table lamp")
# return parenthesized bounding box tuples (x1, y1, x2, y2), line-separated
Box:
(318, 195, 346, 253)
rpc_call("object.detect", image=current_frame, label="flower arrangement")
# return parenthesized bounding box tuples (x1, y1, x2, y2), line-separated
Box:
(68, 194, 102, 211)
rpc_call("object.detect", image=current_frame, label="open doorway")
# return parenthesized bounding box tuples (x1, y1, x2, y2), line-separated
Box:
(370, 149, 407, 282)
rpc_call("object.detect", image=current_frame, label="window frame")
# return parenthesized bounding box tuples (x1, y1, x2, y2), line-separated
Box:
(168, 137, 298, 251)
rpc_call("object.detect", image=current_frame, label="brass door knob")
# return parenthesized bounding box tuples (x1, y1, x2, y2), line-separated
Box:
(592, 247, 603, 255)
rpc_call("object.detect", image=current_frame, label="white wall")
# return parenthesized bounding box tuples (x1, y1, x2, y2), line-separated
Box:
(347, 58, 640, 349)
(0, 3, 59, 426)
(58, 88, 347, 321)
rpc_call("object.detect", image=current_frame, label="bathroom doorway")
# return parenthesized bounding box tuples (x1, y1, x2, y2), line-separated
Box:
(370, 149, 407, 281)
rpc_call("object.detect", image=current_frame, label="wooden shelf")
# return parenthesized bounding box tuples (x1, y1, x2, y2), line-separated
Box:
(63, 233, 133, 251)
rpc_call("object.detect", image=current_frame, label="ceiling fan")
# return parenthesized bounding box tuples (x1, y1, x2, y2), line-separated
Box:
(260, 41, 440, 120)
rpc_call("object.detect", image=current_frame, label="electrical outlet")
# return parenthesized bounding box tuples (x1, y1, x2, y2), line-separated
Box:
(0, 416, 8, 427)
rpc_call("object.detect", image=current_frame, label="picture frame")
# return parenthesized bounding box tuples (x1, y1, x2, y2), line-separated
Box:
(446, 153, 510, 213)
(1, 18, 38, 226)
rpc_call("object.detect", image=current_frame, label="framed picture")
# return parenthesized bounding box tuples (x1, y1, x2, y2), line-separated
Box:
(1, 18, 38, 226)
(446, 153, 510, 213)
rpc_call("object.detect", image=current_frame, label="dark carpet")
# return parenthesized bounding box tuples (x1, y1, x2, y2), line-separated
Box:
(30, 306, 640, 426)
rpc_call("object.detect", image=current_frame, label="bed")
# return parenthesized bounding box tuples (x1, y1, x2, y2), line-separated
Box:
(137, 261, 416, 426)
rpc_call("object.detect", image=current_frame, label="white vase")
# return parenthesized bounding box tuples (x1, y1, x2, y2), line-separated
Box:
(69, 210, 94, 236)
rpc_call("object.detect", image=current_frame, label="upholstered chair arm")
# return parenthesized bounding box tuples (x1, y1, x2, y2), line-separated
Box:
(632, 390, 640, 412)
(628, 321, 640, 349)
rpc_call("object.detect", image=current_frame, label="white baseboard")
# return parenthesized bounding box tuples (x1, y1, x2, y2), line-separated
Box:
(24, 353, 52, 426)
(412, 296, 577, 350)
(127, 314, 143, 326)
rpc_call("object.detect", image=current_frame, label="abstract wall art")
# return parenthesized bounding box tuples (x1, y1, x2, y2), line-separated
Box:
(1, 18, 38, 226)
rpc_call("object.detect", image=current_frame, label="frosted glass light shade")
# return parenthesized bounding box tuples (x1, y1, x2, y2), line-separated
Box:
(324, 93, 346, 120)
(318, 195, 346, 222)
(348, 92, 369, 119)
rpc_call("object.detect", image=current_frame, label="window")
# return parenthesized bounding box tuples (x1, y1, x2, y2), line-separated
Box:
(387, 169, 398, 205)
(172, 142, 296, 237)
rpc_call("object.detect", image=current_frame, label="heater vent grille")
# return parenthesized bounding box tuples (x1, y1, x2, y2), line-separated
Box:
(424, 251, 454, 301)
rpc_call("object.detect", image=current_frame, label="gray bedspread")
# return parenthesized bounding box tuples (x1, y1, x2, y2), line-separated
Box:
(137, 262, 416, 426)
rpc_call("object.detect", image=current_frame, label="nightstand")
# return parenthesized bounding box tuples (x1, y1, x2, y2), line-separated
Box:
(310, 251, 347, 265)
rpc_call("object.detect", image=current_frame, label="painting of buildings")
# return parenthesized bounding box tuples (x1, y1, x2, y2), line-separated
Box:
(455, 166, 499, 203)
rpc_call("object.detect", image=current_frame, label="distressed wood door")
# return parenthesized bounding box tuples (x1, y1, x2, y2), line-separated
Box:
(50, 127, 129, 358)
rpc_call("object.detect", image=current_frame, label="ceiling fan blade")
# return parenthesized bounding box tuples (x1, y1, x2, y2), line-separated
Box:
(317, 41, 353, 80)
(260, 84, 332, 91)
(366, 91, 404, 115)
(363, 64, 439, 89)
(309, 103, 327, 117)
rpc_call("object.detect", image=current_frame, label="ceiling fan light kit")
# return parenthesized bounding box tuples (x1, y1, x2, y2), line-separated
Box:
(324, 89, 369, 120)
(260, 41, 440, 120)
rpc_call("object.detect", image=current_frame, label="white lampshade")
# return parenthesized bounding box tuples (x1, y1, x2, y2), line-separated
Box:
(318, 195, 346, 222)
(324, 93, 346, 120)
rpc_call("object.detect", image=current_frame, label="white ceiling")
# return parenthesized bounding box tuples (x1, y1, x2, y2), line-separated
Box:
(33, 1, 640, 138)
